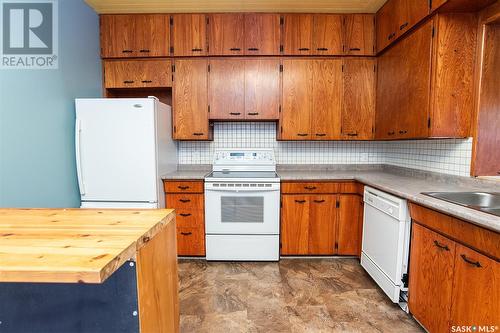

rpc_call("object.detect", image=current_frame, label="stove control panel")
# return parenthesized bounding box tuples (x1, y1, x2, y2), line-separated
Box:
(212, 149, 276, 169)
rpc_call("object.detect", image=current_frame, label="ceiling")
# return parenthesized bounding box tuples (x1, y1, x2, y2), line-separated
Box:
(84, 0, 388, 14)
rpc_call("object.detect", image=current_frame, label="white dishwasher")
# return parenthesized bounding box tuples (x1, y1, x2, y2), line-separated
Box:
(361, 186, 411, 311)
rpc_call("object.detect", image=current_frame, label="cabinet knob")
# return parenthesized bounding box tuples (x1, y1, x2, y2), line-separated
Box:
(180, 232, 192, 236)
(247, 112, 259, 116)
(349, 48, 361, 51)
(433, 240, 450, 251)
(139, 49, 150, 53)
(313, 199, 325, 203)
(122, 50, 133, 53)
(316, 48, 328, 51)
(247, 48, 259, 51)
(123, 80, 134, 84)
(347, 133, 358, 137)
(178, 185, 190, 190)
(179, 213, 192, 217)
(297, 133, 308, 137)
(229, 112, 241, 116)
(399, 130, 408, 134)
(179, 199, 191, 203)
(298, 48, 310, 51)
(191, 48, 203, 52)
(229, 48, 241, 51)
(388, 131, 395, 135)
(193, 133, 204, 136)
(315, 133, 326, 137)
(399, 22, 409, 30)
(460, 254, 482, 268)
(141, 80, 152, 83)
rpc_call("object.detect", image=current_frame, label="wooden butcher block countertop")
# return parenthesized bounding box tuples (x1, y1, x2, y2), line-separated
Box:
(0, 208, 175, 284)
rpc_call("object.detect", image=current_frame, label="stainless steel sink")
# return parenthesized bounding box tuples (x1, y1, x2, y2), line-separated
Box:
(422, 192, 500, 217)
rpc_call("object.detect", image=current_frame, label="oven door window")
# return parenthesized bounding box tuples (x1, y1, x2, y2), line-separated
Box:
(221, 196, 264, 223)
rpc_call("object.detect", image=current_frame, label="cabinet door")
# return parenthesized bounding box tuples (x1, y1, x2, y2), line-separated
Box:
(281, 195, 310, 255)
(283, 14, 313, 55)
(408, 224, 456, 333)
(397, 0, 429, 37)
(172, 14, 207, 56)
(208, 58, 245, 120)
(398, 20, 432, 138)
(450, 244, 499, 328)
(177, 226, 205, 256)
(342, 58, 376, 140)
(281, 59, 313, 140)
(208, 14, 245, 55)
(431, 0, 448, 11)
(173, 59, 210, 140)
(313, 14, 343, 55)
(376, 0, 397, 52)
(244, 58, 280, 120)
(244, 14, 280, 55)
(309, 195, 336, 255)
(311, 59, 343, 140)
(100, 15, 136, 58)
(337, 195, 361, 255)
(344, 14, 375, 56)
(104, 59, 171, 88)
(134, 14, 170, 57)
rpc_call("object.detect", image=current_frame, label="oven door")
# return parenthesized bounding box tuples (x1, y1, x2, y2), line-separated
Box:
(205, 183, 280, 235)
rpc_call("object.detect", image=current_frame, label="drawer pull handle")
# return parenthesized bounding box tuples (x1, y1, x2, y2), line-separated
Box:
(295, 200, 306, 203)
(297, 133, 308, 137)
(399, 130, 408, 134)
(247, 48, 259, 51)
(139, 49, 150, 53)
(179, 199, 191, 203)
(461, 254, 482, 268)
(191, 48, 203, 52)
(433, 240, 450, 251)
(347, 133, 358, 137)
(193, 133, 204, 136)
(399, 22, 408, 30)
(298, 48, 310, 51)
(141, 80, 152, 83)
(178, 186, 190, 190)
(229, 112, 241, 116)
(388, 32, 396, 40)
(247, 112, 259, 116)
(304, 186, 317, 190)
(230, 48, 241, 51)
(349, 48, 361, 51)
(315, 133, 326, 137)
(122, 50, 133, 53)
(179, 213, 192, 217)
(388, 131, 395, 135)
(313, 199, 325, 203)
(123, 80, 134, 84)
(180, 232, 192, 236)
(316, 48, 328, 51)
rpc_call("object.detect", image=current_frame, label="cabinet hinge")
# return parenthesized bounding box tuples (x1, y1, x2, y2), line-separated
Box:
(174, 126, 176, 133)
(335, 241, 338, 250)
(279, 64, 283, 72)
(280, 126, 283, 133)
(280, 45, 284, 52)
(336, 200, 340, 208)
(171, 64, 175, 73)
(206, 17, 209, 25)
(428, 117, 431, 128)
(170, 46, 174, 54)
(342, 45, 345, 53)
(280, 200, 282, 208)
(429, 0, 432, 10)
(208, 105, 211, 113)
(280, 16, 284, 25)
(432, 26, 435, 37)
(172, 74, 174, 82)
(372, 126, 374, 133)
(374, 64, 377, 72)
(170, 17, 173, 25)
(279, 105, 282, 113)
(279, 242, 282, 249)
(208, 64, 211, 72)
(341, 64, 344, 72)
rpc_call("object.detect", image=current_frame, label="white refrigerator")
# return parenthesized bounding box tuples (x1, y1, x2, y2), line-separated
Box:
(75, 97, 177, 208)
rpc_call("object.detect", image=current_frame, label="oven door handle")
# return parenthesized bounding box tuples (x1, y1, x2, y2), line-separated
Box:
(205, 188, 280, 193)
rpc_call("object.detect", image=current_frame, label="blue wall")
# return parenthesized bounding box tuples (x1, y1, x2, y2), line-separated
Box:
(0, 0, 102, 207)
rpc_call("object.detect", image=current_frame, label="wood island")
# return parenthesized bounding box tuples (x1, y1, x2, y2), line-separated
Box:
(0, 208, 179, 333)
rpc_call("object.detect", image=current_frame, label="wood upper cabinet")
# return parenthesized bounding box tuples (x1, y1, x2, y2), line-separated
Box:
(171, 14, 207, 56)
(172, 59, 210, 140)
(376, 0, 398, 52)
(244, 14, 281, 55)
(281, 59, 313, 139)
(313, 14, 343, 55)
(408, 223, 456, 333)
(396, 0, 429, 37)
(100, 14, 170, 58)
(244, 58, 280, 119)
(308, 195, 337, 255)
(342, 58, 376, 140)
(337, 194, 362, 256)
(103, 59, 171, 88)
(311, 59, 343, 140)
(208, 14, 245, 55)
(282, 14, 313, 55)
(344, 14, 375, 56)
(208, 58, 245, 119)
(280, 195, 310, 255)
(450, 244, 499, 328)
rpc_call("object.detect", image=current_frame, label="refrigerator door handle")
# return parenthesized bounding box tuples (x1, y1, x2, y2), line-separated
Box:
(75, 119, 85, 195)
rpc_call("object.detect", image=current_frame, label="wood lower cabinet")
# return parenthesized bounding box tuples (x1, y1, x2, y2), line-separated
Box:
(171, 14, 207, 56)
(342, 58, 376, 140)
(100, 14, 170, 58)
(103, 59, 172, 88)
(408, 204, 500, 333)
(280, 182, 363, 256)
(172, 59, 210, 140)
(164, 180, 205, 256)
(208, 14, 245, 56)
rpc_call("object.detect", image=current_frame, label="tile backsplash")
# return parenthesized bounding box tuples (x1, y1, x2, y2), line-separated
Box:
(178, 122, 473, 176)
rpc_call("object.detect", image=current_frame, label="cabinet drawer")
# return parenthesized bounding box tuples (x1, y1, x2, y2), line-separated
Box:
(177, 226, 205, 256)
(281, 182, 339, 194)
(164, 181, 204, 193)
(103, 59, 172, 88)
(338, 182, 358, 194)
(167, 193, 204, 210)
(175, 209, 203, 228)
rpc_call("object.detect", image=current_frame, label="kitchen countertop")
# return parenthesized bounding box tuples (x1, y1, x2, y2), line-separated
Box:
(0, 208, 175, 283)
(163, 164, 500, 232)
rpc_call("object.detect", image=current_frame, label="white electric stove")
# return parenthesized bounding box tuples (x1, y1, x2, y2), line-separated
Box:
(204, 149, 280, 261)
